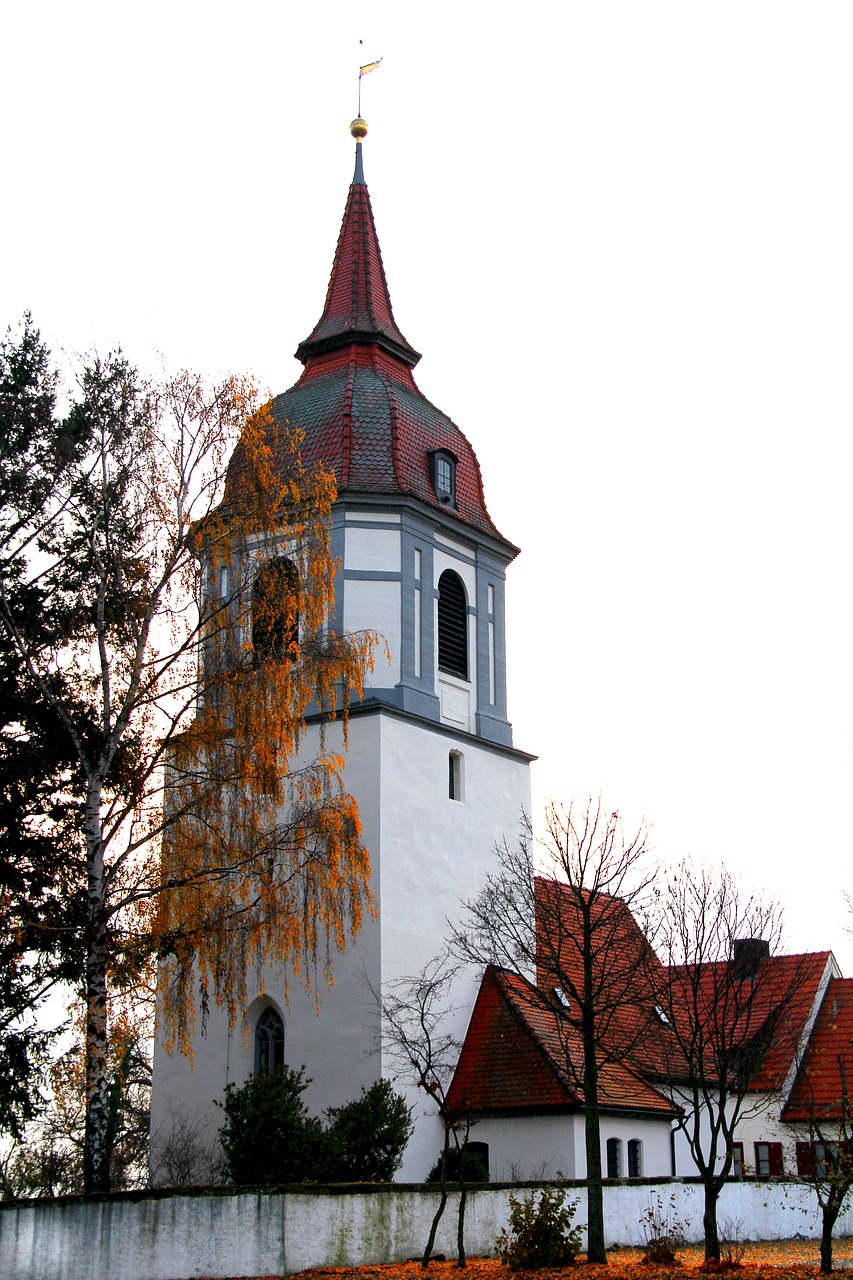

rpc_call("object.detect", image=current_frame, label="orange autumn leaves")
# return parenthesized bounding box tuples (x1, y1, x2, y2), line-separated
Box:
(206, 1240, 853, 1280)
(156, 398, 381, 1054)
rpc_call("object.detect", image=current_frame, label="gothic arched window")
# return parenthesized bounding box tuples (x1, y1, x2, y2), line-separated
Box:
(606, 1137, 623, 1178)
(254, 1006, 284, 1075)
(437, 570, 468, 679)
(252, 557, 300, 663)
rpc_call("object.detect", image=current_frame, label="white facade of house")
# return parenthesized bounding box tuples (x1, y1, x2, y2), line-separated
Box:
(469, 1112, 674, 1183)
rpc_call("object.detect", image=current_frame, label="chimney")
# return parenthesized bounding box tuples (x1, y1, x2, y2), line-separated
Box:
(732, 937, 770, 979)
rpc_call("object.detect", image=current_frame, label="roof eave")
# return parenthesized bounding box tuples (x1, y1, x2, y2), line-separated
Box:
(296, 329, 422, 368)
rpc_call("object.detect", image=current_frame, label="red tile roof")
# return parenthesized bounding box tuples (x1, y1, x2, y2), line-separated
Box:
(296, 160, 420, 369)
(228, 146, 514, 548)
(533, 878, 683, 1084)
(783, 977, 853, 1122)
(446, 965, 678, 1120)
(666, 951, 832, 1093)
(448, 883, 834, 1124)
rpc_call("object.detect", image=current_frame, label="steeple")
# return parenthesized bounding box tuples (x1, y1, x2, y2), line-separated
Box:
(295, 120, 421, 369)
(270, 118, 514, 549)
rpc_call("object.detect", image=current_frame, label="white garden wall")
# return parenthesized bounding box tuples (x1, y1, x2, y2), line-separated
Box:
(3, 1179, 852, 1280)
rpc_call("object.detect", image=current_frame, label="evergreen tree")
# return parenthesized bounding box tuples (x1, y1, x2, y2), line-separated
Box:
(0, 315, 379, 1191)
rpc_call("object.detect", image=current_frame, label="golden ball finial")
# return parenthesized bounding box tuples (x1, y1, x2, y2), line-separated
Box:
(350, 116, 368, 140)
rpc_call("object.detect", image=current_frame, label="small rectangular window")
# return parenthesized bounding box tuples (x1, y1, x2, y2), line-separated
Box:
(755, 1141, 783, 1178)
(449, 752, 462, 801)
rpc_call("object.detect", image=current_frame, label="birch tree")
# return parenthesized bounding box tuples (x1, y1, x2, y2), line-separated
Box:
(0, 316, 379, 1191)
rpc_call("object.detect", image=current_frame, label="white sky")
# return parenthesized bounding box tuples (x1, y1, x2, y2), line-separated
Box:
(3, 3, 852, 969)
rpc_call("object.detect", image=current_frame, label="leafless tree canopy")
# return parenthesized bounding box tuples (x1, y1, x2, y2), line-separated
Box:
(450, 799, 655, 1266)
(648, 862, 812, 1261)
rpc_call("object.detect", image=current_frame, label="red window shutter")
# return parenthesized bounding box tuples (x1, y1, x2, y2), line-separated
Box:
(768, 1142, 784, 1176)
(796, 1141, 813, 1176)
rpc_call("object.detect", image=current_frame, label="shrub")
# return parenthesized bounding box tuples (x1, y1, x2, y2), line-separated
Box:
(217, 1064, 327, 1185)
(638, 1191, 688, 1265)
(426, 1145, 490, 1185)
(496, 1186, 583, 1270)
(324, 1079, 413, 1181)
(721, 1216, 747, 1266)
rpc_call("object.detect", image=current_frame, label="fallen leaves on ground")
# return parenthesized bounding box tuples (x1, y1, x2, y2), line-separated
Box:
(208, 1239, 853, 1280)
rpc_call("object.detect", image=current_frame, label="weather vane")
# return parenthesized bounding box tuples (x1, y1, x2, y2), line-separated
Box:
(357, 44, 382, 119)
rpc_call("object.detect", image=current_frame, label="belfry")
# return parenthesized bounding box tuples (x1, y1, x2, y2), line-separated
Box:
(151, 120, 533, 1179)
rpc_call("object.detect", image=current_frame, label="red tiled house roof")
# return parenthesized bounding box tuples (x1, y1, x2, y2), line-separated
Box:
(446, 965, 678, 1120)
(665, 951, 833, 1093)
(227, 140, 515, 553)
(783, 977, 853, 1122)
(449, 882, 835, 1124)
(533, 878, 688, 1085)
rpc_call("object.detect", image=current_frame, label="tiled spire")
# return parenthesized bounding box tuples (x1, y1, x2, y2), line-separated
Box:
(295, 130, 421, 368)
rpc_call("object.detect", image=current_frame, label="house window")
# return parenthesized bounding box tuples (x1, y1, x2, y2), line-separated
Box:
(437, 570, 468, 678)
(252, 557, 299, 663)
(731, 1141, 744, 1178)
(428, 449, 457, 507)
(627, 1139, 643, 1178)
(606, 1138, 623, 1178)
(798, 1141, 849, 1179)
(755, 1141, 783, 1178)
(255, 1006, 284, 1075)
(553, 987, 571, 1012)
(815, 1142, 838, 1179)
(449, 751, 463, 801)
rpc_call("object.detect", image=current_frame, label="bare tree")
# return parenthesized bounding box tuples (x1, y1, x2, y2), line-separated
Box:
(451, 799, 655, 1266)
(379, 955, 478, 1268)
(785, 977, 853, 1275)
(649, 862, 814, 1262)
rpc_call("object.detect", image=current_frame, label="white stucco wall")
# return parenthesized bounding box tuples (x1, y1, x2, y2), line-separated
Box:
(150, 709, 532, 1184)
(375, 711, 531, 1178)
(670, 1088, 801, 1181)
(470, 1114, 673, 1183)
(344, 578, 402, 684)
(5, 1180, 852, 1280)
(469, 1115, 584, 1181)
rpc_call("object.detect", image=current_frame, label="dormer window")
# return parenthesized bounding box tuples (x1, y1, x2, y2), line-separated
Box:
(428, 449, 457, 508)
(553, 987, 571, 1012)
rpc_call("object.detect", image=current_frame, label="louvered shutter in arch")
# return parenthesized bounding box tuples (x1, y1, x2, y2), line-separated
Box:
(437, 570, 468, 678)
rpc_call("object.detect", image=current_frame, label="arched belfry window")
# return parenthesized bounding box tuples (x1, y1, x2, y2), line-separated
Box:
(437, 570, 468, 679)
(254, 1006, 284, 1075)
(252, 557, 299, 663)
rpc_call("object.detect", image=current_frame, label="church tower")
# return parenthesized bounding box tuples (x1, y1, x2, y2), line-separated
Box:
(151, 122, 532, 1180)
